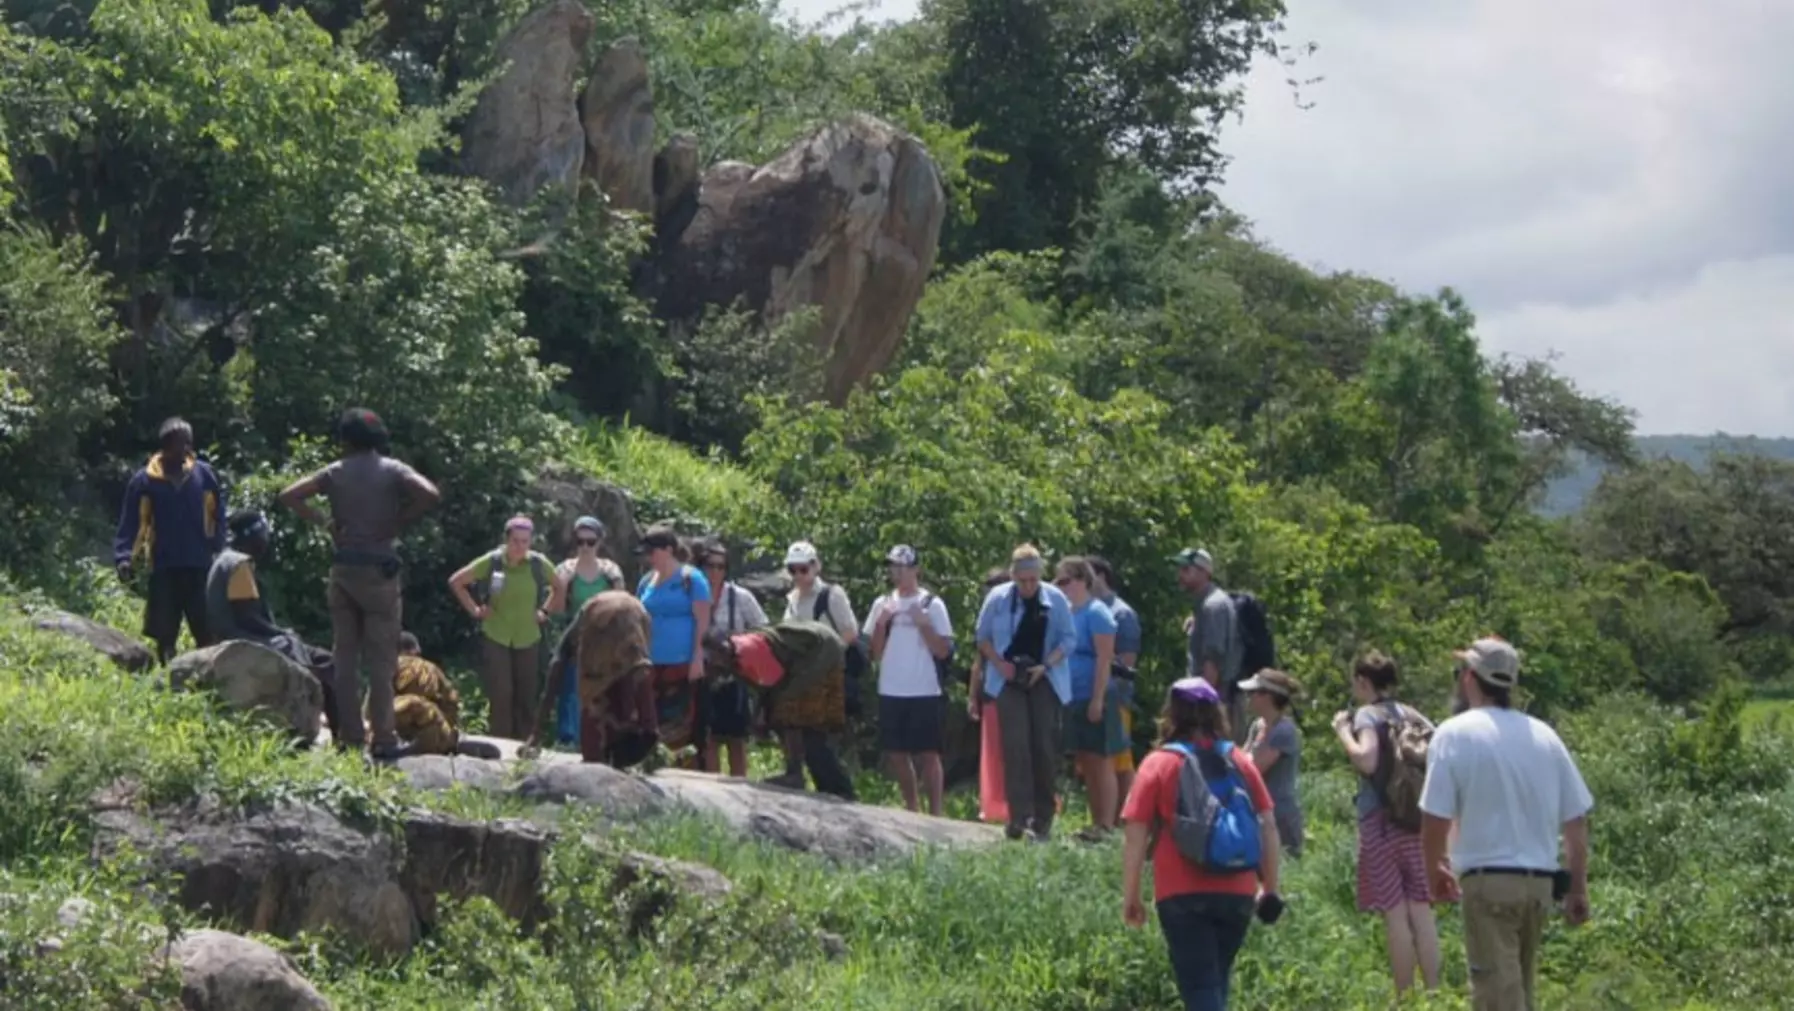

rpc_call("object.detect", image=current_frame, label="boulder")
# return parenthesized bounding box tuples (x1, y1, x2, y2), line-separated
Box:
(461, 0, 594, 205)
(93, 803, 417, 955)
(391, 754, 512, 793)
(648, 769, 1002, 862)
(513, 761, 668, 819)
(652, 132, 701, 223)
(169, 929, 331, 1011)
(530, 467, 641, 583)
(654, 115, 945, 404)
(33, 610, 153, 671)
(168, 641, 323, 742)
(400, 810, 550, 929)
(580, 37, 656, 215)
(94, 800, 730, 953)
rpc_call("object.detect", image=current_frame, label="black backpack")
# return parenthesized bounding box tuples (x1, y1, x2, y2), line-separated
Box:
(813, 584, 868, 715)
(1230, 591, 1275, 676)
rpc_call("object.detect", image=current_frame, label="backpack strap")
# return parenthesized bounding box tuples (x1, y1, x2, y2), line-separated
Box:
(726, 581, 738, 631)
(530, 554, 552, 610)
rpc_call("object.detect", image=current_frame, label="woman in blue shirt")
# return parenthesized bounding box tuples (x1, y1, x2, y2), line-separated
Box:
(975, 544, 1077, 842)
(634, 525, 711, 750)
(1055, 556, 1121, 833)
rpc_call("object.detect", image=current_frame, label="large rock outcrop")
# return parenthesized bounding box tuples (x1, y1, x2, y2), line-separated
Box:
(461, 0, 594, 205)
(654, 115, 946, 404)
(168, 642, 323, 742)
(91, 799, 727, 954)
(579, 37, 656, 215)
(33, 610, 154, 671)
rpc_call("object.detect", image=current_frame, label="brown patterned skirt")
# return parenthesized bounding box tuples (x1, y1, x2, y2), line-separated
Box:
(767, 663, 846, 733)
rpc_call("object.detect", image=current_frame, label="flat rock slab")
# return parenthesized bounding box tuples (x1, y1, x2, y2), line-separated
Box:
(646, 770, 1003, 862)
(32, 610, 154, 671)
(513, 762, 667, 819)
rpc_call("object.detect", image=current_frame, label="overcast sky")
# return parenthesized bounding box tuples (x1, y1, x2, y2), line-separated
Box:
(789, 0, 1794, 436)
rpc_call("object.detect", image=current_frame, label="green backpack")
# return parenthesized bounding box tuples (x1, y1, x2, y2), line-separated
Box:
(473, 550, 554, 611)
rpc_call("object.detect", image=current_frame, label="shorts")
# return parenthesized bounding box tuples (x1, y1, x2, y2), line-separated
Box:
(144, 567, 209, 647)
(1113, 707, 1137, 773)
(1064, 695, 1128, 757)
(709, 680, 753, 740)
(1356, 808, 1432, 911)
(878, 694, 945, 754)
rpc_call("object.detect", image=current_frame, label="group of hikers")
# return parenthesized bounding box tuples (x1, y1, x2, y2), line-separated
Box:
(114, 409, 1593, 1011)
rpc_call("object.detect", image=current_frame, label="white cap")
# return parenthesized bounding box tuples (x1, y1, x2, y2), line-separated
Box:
(784, 541, 820, 566)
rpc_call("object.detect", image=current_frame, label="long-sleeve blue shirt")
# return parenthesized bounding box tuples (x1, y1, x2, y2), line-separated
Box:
(975, 581, 1077, 704)
(114, 453, 226, 571)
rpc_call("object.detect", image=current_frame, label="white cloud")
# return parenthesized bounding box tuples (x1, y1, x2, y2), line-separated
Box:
(1220, 0, 1794, 434)
(1478, 257, 1794, 436)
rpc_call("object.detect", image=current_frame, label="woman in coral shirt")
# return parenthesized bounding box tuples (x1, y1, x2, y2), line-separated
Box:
(1121, 677, 1284, 1011)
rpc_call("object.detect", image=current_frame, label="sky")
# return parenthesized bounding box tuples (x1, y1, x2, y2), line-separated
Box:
(788, 0, 1794, 436)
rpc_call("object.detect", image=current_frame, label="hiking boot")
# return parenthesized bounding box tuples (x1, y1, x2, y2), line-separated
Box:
(1004, 823, 1027, 841)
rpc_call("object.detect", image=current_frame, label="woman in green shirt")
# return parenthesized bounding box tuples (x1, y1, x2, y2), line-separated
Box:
(448, 516, 566, 738)
(551, 516, 624, 746)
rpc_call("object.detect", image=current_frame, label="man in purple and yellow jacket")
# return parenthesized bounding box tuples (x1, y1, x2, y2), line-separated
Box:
(114, 417, 227, 663)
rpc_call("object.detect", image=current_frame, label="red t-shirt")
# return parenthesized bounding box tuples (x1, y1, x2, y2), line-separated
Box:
(1121, 740, 1274, 902)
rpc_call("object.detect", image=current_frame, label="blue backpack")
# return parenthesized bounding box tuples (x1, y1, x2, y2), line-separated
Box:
(1162, 740, 1262, 873)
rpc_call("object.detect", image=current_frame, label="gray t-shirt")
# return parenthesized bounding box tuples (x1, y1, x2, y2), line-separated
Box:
(315, 453, 424, 559)
(1250, 715, 1302, 817)
(1186, 585, 1243, 685)
(1352, 701, 1424, 818)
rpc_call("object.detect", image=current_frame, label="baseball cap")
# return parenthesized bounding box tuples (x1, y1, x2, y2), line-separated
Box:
(1170, 677, 1221, 706)
(784, 541, 820, 566)
(1237, 669, 1301, 699)
(885, 544, 918, 567)
(1455, 637, 1522, 688)
(1169, 548, 1214, 573)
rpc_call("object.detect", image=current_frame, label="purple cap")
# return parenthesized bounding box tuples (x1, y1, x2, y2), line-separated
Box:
(1171, 677, 1221, 705)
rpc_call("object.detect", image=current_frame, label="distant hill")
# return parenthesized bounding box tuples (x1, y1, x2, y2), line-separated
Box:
(1540, 435, 1794, 517)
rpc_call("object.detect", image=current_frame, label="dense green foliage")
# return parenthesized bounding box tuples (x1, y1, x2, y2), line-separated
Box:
(1, 0, 1791, 1006)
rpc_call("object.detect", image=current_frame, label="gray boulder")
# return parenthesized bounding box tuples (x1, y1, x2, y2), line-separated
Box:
(169, 929, 331, 1011)
(580, 37, 656, 215)
(168, 641, 323, 742)
(33, 610, 154, 671)
(461, 0, 594, 205)
(391, 754, 511, 793)
(513, 761, 667, 819)
(648, 769, 1002, 862)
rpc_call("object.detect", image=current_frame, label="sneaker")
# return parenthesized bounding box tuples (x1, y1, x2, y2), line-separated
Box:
(368, 741, 412, 762)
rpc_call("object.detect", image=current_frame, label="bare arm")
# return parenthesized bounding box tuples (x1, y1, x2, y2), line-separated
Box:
(1422, 812, 1457, 902)
(1563, 815, 1590, 920)
(1258, 812, 1281, 895)
(1121, 820, 1152, 926)
(448, 561, 484, 618)
(395, 469, 440, 529)
(1090, 632, 1115, 706)
(545, 567, 569, 616)
(1249, 745, 1284, 774)
(868, 601, 892, 661)
(916, 603, 951, 660)
(277, 470, 330, 527)
(1335, 718, 1380, 777)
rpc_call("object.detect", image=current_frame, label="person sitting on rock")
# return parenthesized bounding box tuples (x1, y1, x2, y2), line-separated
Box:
(703, 619, 856, 800)
(388, 632, 460, 755)
(526, 589, 657, 767)
(205, 510, 339, 743)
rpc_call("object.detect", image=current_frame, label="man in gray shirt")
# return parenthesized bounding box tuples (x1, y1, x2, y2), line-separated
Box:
(279, 408, 439, 757)
(1173, 547, 1247, 742)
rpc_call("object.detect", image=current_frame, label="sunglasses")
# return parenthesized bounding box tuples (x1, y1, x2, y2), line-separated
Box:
(576, 537, 599, 547)
(705, 560, 728, 570)
(1053, 576, 1077, 587)
(787, 565, 811, 575)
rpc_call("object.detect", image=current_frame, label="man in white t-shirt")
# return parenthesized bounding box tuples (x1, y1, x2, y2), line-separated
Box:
(1419, 637, 1594, 1011)
(864, 545, 952, 816)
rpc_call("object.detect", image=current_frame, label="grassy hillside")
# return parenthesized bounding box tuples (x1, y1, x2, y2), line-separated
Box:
(1541, 436, 1794, 516)
(3, 588, 1791, 1009)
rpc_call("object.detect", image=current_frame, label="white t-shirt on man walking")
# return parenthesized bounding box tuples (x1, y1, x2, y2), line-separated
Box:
(862, 589, 952, 699)
(1419, 707, 1594, 874)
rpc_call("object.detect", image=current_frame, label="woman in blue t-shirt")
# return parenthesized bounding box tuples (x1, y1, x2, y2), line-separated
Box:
(635, 525, 711, 751)
(1055, 556, 1121, 833)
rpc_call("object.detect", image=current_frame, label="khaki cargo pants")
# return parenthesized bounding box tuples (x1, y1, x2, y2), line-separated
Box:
(329, 563, 402, 749)
(1462, 873, 1555, 1011)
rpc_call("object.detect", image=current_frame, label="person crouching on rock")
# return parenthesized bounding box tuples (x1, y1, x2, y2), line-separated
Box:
(703, 620, 856, 800)
(526, 590, 658, 767)
(387, 632, 458, 756)
(205, 510, 340, 746)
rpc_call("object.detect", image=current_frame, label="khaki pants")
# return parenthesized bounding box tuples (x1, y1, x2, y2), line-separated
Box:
(328, 564, 402, 748)
(1462, 873, 1555, 1011)
(482, 638, 540, 740)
